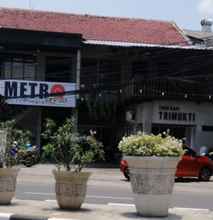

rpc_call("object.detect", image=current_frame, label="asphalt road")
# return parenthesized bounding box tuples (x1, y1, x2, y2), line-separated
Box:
(15, 165, 213, 210)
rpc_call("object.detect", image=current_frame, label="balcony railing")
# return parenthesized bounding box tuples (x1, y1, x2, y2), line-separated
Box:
(122, 79, 213, 102)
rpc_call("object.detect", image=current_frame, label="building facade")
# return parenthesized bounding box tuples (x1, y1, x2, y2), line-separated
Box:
(0, 8, 213, 160)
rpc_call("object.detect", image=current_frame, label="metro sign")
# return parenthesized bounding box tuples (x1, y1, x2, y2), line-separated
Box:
(0, 80, 76, 107)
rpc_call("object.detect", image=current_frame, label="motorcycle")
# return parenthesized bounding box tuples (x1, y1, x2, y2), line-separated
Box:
(10, 142, 40, 167)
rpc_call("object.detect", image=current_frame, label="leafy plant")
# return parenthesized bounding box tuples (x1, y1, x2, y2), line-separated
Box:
(42, 117, 105, 172)
(41, 143, 55, 162)
(118, 133, 184, 157)
(0, 120, 32, 167)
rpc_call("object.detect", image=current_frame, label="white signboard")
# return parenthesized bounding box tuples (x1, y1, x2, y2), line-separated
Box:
(152, 101, 196, 125)
(0, 80, 76, 107)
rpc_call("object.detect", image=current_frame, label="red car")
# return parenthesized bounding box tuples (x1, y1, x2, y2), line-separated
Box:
(120, 147, 213, 181)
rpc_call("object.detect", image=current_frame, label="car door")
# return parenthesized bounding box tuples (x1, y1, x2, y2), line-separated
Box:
(176, 147, 199, 177)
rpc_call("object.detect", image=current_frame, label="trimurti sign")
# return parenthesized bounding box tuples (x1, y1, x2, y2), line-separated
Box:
(0, 80, 76, 107)
(158, 105, 196, 123)
(152, 101, 197, 125)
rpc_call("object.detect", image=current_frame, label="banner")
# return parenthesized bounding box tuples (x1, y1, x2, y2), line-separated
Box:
(0, 80, 76, 107)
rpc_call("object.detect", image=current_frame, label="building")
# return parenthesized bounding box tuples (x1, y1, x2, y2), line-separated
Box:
(184, 19, 213, 47)
(0, 8, 213, 160)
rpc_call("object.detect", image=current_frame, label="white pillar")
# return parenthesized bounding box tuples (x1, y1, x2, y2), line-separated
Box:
(142, 102, 153, 134)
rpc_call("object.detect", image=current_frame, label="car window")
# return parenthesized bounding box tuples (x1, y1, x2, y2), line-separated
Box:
(183, 146, 196, 157)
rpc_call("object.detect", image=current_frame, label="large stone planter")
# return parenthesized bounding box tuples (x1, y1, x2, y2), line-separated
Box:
(0, 168, 19, 205)
(125, 156, 180, 217)
(53, 170, 91, 209)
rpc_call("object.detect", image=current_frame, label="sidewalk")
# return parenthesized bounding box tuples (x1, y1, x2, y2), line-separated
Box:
(0, 199, 212, 220)
(17, 164, 123, 185)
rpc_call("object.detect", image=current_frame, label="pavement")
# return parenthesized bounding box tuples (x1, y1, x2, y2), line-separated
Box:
(0, 199, 212, 220)
(0, 165, 212, 220)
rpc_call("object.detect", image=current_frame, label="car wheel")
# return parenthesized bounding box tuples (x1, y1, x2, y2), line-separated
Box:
(124, 168, 130, 181)
(199, 167, 212, 181)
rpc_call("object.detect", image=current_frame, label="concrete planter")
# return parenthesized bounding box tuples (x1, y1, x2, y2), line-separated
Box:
(0, 168, 19, 205)
(53, 170, 91, 210)
(125, 156, 180, 217)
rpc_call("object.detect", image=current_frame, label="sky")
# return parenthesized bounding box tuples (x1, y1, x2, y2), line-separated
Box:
(0, 0, 213, 30)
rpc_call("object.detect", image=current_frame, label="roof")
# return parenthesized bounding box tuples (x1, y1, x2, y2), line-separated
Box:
(85, 40, 213, 50)
(0, 7, 189, 46)
(184, 29, 213, 40)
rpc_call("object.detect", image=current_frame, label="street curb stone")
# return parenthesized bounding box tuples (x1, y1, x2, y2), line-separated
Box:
(10, 215, 47, 220)
(0, 214, 77, 220)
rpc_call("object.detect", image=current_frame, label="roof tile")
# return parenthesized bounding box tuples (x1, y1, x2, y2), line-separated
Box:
(0, 8, 188, 45)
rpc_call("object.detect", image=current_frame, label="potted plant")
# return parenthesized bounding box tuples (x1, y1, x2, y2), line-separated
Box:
(0, 120, 32, 204)
(118, 132, 184, 217)
(42, 118, 104, 210)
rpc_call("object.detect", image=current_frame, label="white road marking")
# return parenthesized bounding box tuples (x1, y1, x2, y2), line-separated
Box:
(108, 203, 134, 207)
(24, 192, 54, 195)
(45, 200, 56, 203)
(0, 213, 13, 220)
(49, 218, 78, 220)
(87, 195, 133, 200)
(108, 203, 211, 213)
(173, 207, 210, 213)
(24, 192, 133, 200)
(45, 200, 135, 207)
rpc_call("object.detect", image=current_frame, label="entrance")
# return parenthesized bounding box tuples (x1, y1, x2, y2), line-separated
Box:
(152, 124, 195, 147)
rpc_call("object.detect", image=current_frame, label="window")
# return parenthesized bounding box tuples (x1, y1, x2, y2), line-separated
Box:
(81, 59, 98, 87)
(99, 60, 121, 86)
(2, 56, 37, 80)
(202, 126, 213, 132)
(45, 56, 72, 82)
(132, 60, 150, 80)
(81, 58, 121, 88)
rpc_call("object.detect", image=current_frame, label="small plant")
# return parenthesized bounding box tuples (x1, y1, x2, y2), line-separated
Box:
(0, 120, 32, 168)
(42, 117, 105, 172)
(118, 133, 184, 157)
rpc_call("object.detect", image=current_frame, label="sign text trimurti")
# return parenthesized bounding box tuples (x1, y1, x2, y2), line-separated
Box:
(158, 106, 195, 122)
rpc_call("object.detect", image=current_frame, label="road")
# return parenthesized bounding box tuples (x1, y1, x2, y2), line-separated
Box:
(15, 164, 213, 210)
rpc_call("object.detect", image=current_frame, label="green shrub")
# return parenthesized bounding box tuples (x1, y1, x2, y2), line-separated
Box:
(42, 117, 105, 172)
(0, 120, 32, 167)
(118, 133, 184, 157)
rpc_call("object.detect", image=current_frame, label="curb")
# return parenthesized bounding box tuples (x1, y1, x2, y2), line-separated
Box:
(0, 214, 75, 220)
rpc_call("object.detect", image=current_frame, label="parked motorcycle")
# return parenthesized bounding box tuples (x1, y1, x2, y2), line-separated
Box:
(10, 142, 40, 167)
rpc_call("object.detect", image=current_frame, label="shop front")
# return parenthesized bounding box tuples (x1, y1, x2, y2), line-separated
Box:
(132, 100, 213, 151)
(0, 28, 82, 147)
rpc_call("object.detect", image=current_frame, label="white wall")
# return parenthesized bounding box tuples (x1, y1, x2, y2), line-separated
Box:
(134, 100, 213, 151)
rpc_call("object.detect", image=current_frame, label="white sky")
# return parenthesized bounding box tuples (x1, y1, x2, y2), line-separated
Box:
(0, 0, 212, 30)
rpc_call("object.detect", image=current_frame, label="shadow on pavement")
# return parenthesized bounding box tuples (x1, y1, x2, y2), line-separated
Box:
(175, 178, 213, 183)
(122, 212, 182, 219)
(43, 207, 92, 213)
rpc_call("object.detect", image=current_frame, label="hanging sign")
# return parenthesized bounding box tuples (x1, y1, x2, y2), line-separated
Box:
(0, 80, 76, 107)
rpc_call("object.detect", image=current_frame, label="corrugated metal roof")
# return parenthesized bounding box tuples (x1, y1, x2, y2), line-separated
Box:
(184, 29, 213, 40)
(84, 40, 213, 50)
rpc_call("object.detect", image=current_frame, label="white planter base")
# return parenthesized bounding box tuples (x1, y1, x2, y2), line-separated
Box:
(125, 156, 180, 217)
(53, 170, 91, 210)
(134, 193, 171, 217)
(0, 168, 19, 205)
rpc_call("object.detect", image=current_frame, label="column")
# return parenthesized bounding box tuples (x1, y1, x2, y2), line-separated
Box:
(142, 102, 153, 134)
(35, 52, 46, 147)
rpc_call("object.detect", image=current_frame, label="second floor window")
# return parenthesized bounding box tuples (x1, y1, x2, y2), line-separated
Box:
(3, 56, 37, 80)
